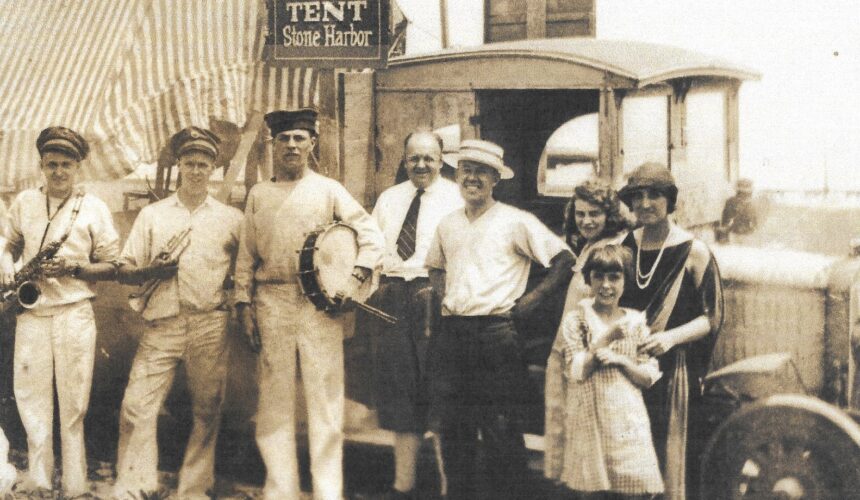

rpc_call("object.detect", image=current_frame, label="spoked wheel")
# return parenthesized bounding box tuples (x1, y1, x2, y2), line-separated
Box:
(701, 394, 860, 500)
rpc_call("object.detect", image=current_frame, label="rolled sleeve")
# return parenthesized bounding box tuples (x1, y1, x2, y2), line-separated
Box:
(3, 196, 24, 260)
(119, 208, 150, 268)
(89, 200, 120, 263)
(513, 213, 570, 268)
(233, 190, 259, 304)
(424, 228, 445, 270)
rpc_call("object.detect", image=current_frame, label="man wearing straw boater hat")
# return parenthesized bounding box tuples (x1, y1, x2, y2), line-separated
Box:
(425, 139, 574, 499)
(112, 126, 243, 499)
(0, 126, 120, 497)
(234, 108, 383, 500)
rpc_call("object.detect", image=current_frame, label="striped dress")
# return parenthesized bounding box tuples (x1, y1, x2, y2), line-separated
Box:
(544, 299, 664, 495)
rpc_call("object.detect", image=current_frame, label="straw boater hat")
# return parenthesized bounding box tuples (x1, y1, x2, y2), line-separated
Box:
(448, 139, 514, 180)
(433, 124, 461, 168)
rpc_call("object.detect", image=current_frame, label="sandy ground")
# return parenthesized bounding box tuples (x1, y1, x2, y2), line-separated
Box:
(5, 448, 267, 499)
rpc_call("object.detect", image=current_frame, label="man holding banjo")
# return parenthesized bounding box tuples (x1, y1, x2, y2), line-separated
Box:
(234, 108, 383, 500)
(112, 126, 243, 499)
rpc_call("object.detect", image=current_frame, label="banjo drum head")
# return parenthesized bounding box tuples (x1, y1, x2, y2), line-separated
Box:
(314, 224, 359, 302)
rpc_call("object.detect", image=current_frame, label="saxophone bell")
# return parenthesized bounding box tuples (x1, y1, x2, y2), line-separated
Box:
(16, 281, 40, 309)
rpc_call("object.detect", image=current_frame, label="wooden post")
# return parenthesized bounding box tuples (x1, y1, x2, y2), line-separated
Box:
(317, 69, 340, 179)
(440, 0, 449, 48)
(725, 81, 741, 182)
(669, 80, 690, 171)
(599, 87, 623, 183)
(215, 113, 263, 203)
(526, 0, 547, 39)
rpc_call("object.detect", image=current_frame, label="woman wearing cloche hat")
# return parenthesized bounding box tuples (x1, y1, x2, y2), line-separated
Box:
(616, 162, 724, 500)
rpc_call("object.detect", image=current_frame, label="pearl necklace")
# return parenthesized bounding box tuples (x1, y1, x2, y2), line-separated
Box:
(636, 231, 669, 289)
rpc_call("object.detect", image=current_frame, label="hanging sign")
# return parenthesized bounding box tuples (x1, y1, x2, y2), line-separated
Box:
(265, 0, 391, 68)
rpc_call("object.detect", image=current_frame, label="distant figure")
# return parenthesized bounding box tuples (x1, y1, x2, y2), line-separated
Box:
(719, 178, 758, 239)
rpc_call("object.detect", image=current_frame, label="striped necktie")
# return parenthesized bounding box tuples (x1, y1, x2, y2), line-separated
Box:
(396, 188, 424, 260)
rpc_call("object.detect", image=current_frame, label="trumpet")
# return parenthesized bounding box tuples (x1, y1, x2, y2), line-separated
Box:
(128, 227, 191, 313)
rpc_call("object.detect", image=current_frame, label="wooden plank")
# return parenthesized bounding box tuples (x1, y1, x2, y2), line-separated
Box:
(725, 81, 740, 181)
(342, 71, 376, 207)
(215, 112, 263, 203)
(526, 0, 547, 39)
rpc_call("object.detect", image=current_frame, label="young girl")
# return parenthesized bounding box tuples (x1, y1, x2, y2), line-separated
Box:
(545, 245, 663, 499)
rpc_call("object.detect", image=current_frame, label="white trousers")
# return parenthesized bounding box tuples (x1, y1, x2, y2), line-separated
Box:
(255, 285, 344, 500)
(114, 310, 229, 500)
(13, 300, 96, 496)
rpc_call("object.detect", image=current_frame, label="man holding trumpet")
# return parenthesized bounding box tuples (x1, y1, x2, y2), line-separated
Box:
(113, 126, 243, 499)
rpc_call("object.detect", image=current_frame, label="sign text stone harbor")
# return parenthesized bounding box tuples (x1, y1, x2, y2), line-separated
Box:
(266, 0, 391, 68)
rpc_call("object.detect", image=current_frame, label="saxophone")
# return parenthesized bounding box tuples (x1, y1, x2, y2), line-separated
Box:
(0, 234, 69, 314)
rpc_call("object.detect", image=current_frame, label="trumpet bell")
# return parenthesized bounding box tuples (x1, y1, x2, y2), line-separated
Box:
(17, 281, 40, 309)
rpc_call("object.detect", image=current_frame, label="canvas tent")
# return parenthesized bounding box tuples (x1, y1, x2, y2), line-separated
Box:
(0, 0, 322, 192)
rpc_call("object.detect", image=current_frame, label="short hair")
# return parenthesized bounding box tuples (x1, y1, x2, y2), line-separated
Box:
(402, 128, 444, 154)
(563, 178, 630, 252)
(582, 244, 633, 286)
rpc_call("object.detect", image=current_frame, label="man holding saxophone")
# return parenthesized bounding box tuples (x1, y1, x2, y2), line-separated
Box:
(0, 126, 120, 497)
(113, 126, 243, 499)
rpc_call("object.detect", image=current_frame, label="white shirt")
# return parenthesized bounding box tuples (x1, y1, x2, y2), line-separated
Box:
(4, 187, 119, 312)
(426, 202, 570, 316)
(234, 171, 384, 304)
(120, 194, 243, 321)
(372, 177, 463, 280)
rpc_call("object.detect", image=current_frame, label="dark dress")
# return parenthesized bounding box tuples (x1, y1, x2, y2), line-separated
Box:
(620, 230, 723, 499)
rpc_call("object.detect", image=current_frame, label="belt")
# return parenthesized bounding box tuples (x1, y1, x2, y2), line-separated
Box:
(256, 278, 298, 286)
(380, 275, 430, 284)
(443, 313, 513, 323)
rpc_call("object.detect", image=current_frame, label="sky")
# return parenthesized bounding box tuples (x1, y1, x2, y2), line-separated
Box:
(394, 0, 860, 191)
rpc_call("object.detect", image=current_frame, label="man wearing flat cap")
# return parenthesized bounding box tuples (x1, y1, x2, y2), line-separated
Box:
(616, 162, 723, 500)
(424, 139, 574, 499)
(0, 126, 120, 497)
(234, 108, 383, 500)
(112, 126, 243, 499)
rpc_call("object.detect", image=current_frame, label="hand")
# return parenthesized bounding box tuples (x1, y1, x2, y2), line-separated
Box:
(414, 286, 435, 304)
(238, 304, 261, 354)
(42, 256, 75, 278)
(0, 255, 16, 288)
(332, 271, 366, 312)
(638, 332, 675, 356)
(594, 322, 625, 349)
(146, 255, 179, 281)
(594, 347, 625, 366)
(512, 294, 540, 319)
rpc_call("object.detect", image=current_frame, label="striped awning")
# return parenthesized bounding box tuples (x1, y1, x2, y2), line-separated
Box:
(0, 0, 319, 191)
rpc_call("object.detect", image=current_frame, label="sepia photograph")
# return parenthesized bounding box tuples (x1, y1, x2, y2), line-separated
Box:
(0, 0, 858, 498)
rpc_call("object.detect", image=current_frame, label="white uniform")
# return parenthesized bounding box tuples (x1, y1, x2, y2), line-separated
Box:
(235, 172, 383, 500)
(113, 194, 242, 499)
(4, 187, 119, 496)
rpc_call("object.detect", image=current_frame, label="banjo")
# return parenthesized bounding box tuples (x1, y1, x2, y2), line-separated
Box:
(297, 222, 397, 324)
